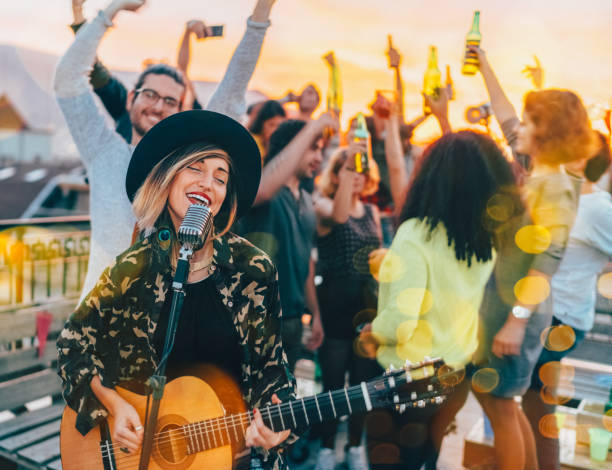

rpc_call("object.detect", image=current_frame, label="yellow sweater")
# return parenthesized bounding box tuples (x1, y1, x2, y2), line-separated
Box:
(373, 218, 495, 369)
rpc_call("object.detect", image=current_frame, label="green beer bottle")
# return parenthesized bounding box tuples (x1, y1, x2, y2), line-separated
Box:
(462, 11, 481, 75)
(354, 113, 370, 173)
(323, 52, 342, 116)
(423, 46, 442, 114)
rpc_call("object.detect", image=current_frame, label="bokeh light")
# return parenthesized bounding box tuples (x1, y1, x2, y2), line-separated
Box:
(437, 363, 466, 388)
(514, 275, 550, 305)
(396, 288, 434, 316)
(399, 423, 428, 448)
(597, 272, 612, 299)
(365, 410, 394, 439)
(471, 368, 500, 394)
(515, 225, 552, 254)
(486, 193, 515, 222)
(538, 361, 575, 386)
(395, 320, 433, 363)
(539, 414, 560, 439)
(540, 383, 574, 405)
(377, 250, 406, 283)
(369, 443, 400, 465)
(540, 324, 576, 352)
(353, 244, 380, 275)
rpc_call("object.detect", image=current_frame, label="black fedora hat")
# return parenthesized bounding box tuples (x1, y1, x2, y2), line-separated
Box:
(126, 110, 261, 217)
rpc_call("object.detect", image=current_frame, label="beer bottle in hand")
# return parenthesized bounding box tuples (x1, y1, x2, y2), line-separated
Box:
(423, 46, 442, 114)
(462, 11, 481, 75)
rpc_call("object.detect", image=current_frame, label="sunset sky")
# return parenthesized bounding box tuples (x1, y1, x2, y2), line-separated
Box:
(2, 0, 611, 141)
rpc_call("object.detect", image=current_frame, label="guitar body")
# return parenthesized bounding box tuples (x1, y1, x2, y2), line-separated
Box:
(60, 376, 235, 470)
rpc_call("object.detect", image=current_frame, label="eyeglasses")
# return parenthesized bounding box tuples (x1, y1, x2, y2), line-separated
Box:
(135, 88, 180, 110)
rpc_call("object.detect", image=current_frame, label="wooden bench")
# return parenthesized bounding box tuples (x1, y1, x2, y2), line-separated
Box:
(0, 343, 64, 470)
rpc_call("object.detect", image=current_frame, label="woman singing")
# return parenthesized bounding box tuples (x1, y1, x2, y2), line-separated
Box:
(57, 110, 294, 469)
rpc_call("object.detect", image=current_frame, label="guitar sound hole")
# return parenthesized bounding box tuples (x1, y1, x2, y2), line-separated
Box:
(156, 423, 188, 463)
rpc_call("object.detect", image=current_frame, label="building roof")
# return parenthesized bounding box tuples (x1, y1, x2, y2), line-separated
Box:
(0, 162, 84, 219)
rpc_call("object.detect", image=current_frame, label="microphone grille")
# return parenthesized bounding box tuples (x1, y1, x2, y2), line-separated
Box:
(177, 203, 213, 250)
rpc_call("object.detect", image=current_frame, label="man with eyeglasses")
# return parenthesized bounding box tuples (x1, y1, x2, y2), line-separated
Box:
(55, 0, 278, 300)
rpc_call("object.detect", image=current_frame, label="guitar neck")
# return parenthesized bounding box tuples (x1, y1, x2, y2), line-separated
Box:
(180, 383, 371, 454)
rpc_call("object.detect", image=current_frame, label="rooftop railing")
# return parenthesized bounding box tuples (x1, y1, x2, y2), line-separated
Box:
(0, 216, 90, 309)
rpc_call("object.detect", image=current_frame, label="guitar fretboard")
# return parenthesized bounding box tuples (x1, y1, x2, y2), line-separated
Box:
(178, 383, 370, 454)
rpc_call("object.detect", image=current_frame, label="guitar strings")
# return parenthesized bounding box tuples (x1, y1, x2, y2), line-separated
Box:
(94, 386, 375, 462)
(96, 377, 448, 464)
(97, 367, 453, 462)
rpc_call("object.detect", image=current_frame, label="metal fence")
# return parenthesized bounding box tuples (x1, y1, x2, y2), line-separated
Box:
(0, 216, 90, 308)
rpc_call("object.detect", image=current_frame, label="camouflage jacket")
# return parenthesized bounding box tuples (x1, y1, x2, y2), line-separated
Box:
(57, 229, 296, 468)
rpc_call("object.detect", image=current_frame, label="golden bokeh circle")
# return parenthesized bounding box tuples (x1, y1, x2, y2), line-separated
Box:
(353, 244, 381, 275)
(437, 364, 466, 388)
(539, 414, 560, 439)
(396, 288, 434, 316)
(540, 325, 576, 352)
(540, 383, 574, 406)
(486, 193, 515, 222)
(377, 250, 406, 283)
(538, 361, 575, 387)
(515, 225, 552, 254)
(395, 320, 433, 363)
(353, 332, 378, 359)
(514, 276, 551, 305)
(471, 368, 500, 394)
(597, 272, 612, 299)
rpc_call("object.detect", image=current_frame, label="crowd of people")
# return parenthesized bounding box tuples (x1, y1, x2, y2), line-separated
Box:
(55, 1, 612, 469)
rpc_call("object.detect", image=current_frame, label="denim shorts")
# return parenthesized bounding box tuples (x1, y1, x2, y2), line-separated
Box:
(472, 276, 554, 398)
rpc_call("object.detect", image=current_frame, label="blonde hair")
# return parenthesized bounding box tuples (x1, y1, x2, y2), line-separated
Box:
(318, 147, 380, 198)
(133, 143, 238, 244)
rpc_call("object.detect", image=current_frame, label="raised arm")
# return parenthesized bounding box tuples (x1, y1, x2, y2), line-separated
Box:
(254, 113, 338, 206)
(56, 0, 145, 99)
(385, 104, 409, 214)
(206, 0, 276, 120)
(471, 46, 520, 127)
(315, 142, 368, 229)
(177, 20, 212, 73)
(423, 87, 451, 135)
(387, 36, 405, 123)
(55, 0, 143, 166)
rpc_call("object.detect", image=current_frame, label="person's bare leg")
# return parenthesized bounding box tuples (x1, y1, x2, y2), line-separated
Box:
(475, 392, 525, 470)
(517, 401, 540, 470)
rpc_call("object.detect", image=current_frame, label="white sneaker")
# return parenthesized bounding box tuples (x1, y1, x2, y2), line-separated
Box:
(346, 445, 369, 470)
(314, 447, 336, 470)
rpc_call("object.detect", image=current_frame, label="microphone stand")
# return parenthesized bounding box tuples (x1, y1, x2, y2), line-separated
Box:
(138, 243, 193, 470)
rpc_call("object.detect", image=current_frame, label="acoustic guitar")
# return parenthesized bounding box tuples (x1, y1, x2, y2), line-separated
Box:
(60, 358, 454, 470)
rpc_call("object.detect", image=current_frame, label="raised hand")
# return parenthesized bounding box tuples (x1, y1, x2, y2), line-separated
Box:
(186, 19, 211, 40)
(323, 51, 336, 68)
(72, 0, 86, 24)
(387, 35, 401, 69)
(522, 55, 544, 90)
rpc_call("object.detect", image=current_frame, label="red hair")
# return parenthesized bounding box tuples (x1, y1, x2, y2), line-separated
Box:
(524, 89, 597, 165)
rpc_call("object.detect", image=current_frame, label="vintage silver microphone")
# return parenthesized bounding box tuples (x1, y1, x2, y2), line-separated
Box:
(177, 202, 213, 252)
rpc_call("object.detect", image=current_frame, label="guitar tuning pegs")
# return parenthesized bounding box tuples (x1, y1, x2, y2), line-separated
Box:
(393, 394, 400, 404)
(434, 396, 445, 405)
(396, 404, 407, 414)
(389, 364, 396, 371)
(417, 400, 426, 408)
(427, 384, 434, 392)
(404, 359, 412, 367)
(410, 391, 417, 401)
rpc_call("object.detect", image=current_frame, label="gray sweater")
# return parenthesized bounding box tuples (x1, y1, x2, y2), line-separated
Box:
(54, 10, 270, 299)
